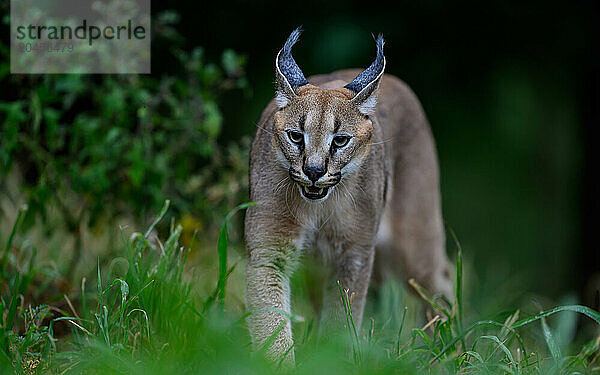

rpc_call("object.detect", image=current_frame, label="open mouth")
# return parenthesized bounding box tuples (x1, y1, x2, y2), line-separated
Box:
(300, 185, 329, 200)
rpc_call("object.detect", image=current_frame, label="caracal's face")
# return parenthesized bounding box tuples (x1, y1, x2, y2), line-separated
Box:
(272, 84, 373, 202)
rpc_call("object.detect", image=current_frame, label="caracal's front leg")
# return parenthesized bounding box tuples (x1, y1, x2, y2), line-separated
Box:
(246, 241, 299, 365)
(319, 244, 375, 336)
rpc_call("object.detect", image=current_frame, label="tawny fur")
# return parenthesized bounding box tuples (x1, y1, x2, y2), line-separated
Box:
(245, 69, 452, 364)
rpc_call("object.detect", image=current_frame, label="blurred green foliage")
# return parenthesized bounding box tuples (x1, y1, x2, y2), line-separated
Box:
(0, 11, 250, 275)
(1, 202, 599, 374)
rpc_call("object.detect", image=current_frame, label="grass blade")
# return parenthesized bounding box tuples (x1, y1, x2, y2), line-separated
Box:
(5, 274, 20, 331)
(512, 305, 600, 328)
(408, 278, 451, 320)
(396, 306, 408, 356)
(216, 202, 256, 306)
(541, 316, 561, 369)
(472, 335, 515, 365)
(337, 280, 361, 362)
(133, 200, 170, 255)
(1, 204, 27, 275)
(449, 228, 465, 348)
(432, 305, 600, 363)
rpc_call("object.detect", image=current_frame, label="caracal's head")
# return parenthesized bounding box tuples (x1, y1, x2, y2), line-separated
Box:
(271, 28, 386, 202)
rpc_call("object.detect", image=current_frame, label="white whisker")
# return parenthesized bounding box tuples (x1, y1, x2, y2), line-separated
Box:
(356, 183, 368, 197)
(371, 138, 394, 146)
(339, 180, 357, 212)
(273, 175, 290, 195)
(255, 123, 274, 135)
(318, 207, 335, 231)
(284, 183, 302, 225)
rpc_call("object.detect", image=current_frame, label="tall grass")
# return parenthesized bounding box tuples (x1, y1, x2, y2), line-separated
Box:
(1, 201, 599, 374)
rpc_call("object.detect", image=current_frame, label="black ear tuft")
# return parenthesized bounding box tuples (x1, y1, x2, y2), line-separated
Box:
(344, 34, 385, 94)
(275, 28, 309, 106)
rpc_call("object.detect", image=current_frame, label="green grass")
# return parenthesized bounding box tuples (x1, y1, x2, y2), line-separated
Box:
(1, 201, 599, 374)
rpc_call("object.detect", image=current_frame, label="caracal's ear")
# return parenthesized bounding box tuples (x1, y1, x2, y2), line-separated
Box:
(345, 34, 386, 116)
(275, 28, 309, 108)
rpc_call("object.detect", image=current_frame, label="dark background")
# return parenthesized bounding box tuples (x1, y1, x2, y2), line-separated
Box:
(151, 0, 598, 305)
(1, 0, 596, 308)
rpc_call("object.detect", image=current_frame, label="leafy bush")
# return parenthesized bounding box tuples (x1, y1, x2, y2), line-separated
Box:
(0, 11, 250, 276)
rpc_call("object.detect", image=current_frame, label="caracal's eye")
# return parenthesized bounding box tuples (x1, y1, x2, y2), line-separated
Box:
(287, 130, 304, 145)
(332, 135, 350, 148)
